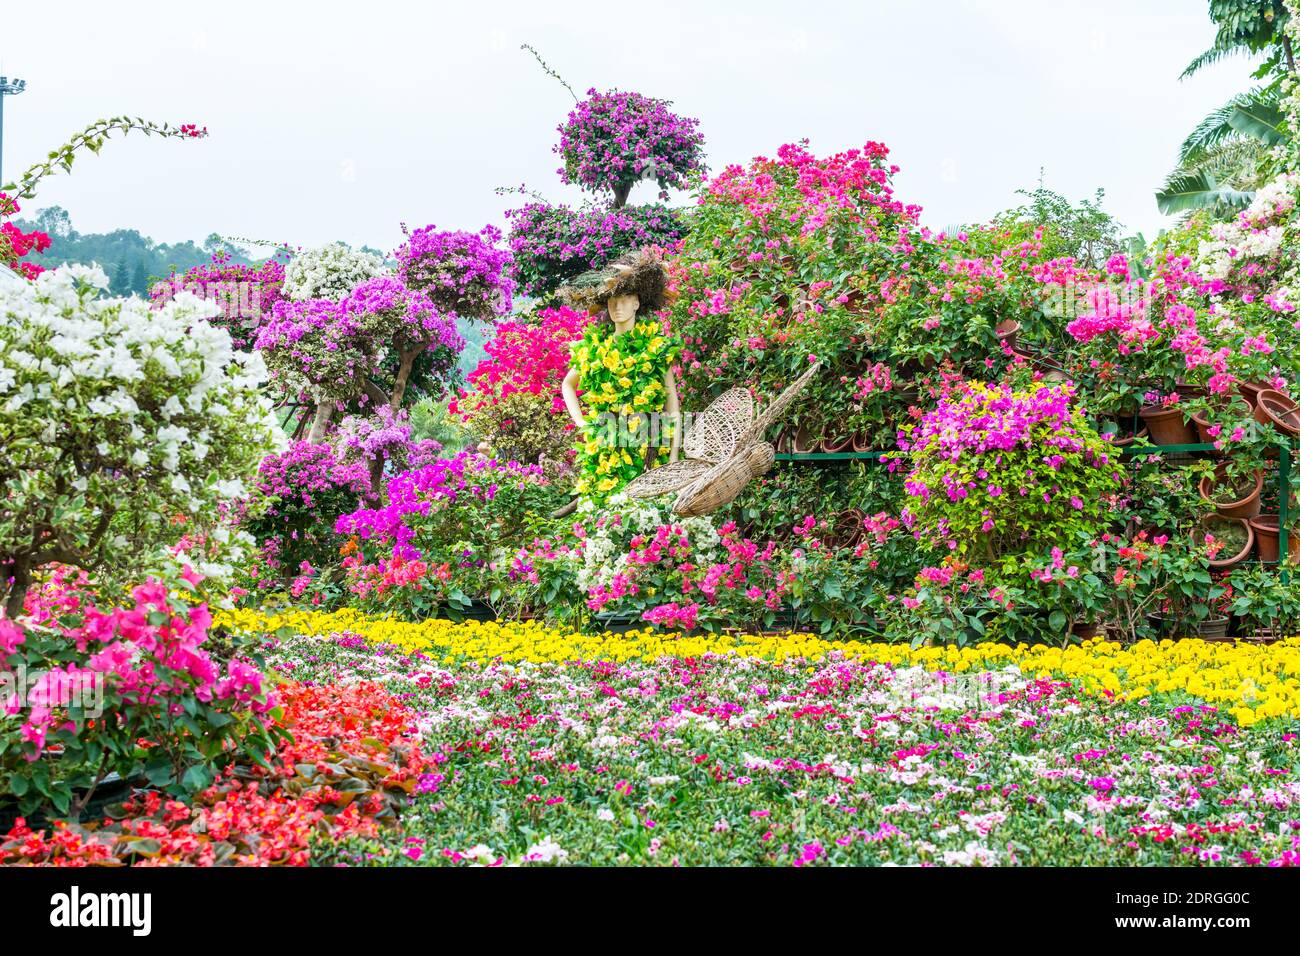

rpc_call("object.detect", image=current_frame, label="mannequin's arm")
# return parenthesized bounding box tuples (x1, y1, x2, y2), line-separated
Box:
(561, 367, 586, 432)
(664, 368, 681, 463)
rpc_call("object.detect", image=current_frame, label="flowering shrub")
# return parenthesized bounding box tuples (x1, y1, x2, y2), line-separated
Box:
(556, 88, 706, 206)
(0, 679, 436, 865)
(239, 440, 372, 597)
(0, 265, 283, 616)
(452, 306, 589, 466)
(394, 224, 513, 321)
(505, 201, 687, 297)
(281, 242, 385, 302)
(257, 275, 464, 442)
(335, 452, 553, 619)
(0, 193, 51, 279)
(151, 251, 287, 350)
(898, 382, 1120, 565)
(0, 575, 283, 819)
(668, 141, 920, 438)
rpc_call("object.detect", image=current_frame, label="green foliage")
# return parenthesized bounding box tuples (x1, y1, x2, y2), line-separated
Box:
(15, 208, 253, 297)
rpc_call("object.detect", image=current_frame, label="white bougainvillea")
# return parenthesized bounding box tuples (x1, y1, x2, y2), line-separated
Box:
(281, 242, 386, 302)
(0, 264, 286, 614)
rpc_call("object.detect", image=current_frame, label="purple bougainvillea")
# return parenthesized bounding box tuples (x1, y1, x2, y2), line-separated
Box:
(556, 88, 706, 206)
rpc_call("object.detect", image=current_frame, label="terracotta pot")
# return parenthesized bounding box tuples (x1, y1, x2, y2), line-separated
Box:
(773, 427, 792, 455)
(1237, 380, 1273, 409)
(1139, 404, 1196, 446)
(1100, 418, 1148, 448)
(994, 319, 1020, 352)
(1193, 514, 1255, 569)
(791, 424, 818, 455)
(1248, 515, 1300, 566)
(1254, 389, 1300, 438)
(850, 430, 872, 453)
(1189, 396, 1252, 448)
(1198, 465, 1263, 519)
(1070, 621, 1099, 640)
(820, 432, 853, 454)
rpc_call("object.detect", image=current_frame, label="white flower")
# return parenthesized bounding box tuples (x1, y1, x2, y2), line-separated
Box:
(596, 808, 615, 822)
(523, 836, 568, 864)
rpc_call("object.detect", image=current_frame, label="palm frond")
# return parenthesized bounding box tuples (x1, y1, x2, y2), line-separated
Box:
(1179, 87, 1282, 164)
(1156, 169, 1255, 217)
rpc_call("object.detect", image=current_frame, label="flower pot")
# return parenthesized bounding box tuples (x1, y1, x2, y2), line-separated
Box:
(1139, 405, 1196, 446)
(1247, 514, 1300, 566)
(1100, 417, 1147, 447)
(1070, 621, 1099, 640)
(1197, 616, 1231, 640)
(791, 424, 818, 455)
(820, 432, 853, 454)
(995, 319, 1020, 352)
(1198, 465, 1263, 519)
(851, 430, 872, 453)
(1238, 380, 1273, 409)
(1193, 514, 1255, 570)
(1189, 396, 1252, 449)
(773, 426, 792, 454)
(1253, 389, 1300, 438)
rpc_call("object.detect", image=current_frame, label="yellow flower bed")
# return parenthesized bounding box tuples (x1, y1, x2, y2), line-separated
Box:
(217, 607, 1300, 726)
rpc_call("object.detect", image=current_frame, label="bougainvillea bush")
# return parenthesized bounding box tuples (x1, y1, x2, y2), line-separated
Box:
(897, 381, 1121, 563)
(237, 440, 372, 599)
(151, 251, 287, 351)
(257, 275, 465, 444)
(505, 201, 687, 298)
(556, 88, 706, 206)
(281, 242, 384, 303)
(667, 141, 922, 439)
(394, 224, 513, 322)
(0, 573, 283, 820)
(334, 452, 556, 619)
(451, 305, 589, 467)
(0, 265, 283, 616)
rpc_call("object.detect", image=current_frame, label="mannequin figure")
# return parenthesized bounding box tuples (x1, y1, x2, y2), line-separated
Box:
(555, 249, 681, 511)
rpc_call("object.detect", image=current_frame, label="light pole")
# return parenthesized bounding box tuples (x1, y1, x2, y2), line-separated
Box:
(0, 75, 27, 188)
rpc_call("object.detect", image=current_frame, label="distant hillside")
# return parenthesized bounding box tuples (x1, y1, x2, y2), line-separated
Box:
(15, 206, 491, 373)
(13, 206, 256, 296)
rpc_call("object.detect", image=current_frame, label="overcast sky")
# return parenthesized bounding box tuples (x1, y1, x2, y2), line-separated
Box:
(3, 0, 1263, 254)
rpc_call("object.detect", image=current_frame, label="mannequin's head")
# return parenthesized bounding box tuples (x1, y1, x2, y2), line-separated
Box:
(607, 293, 640, 326)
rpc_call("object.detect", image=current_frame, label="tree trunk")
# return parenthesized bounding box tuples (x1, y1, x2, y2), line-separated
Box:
(306, 401, 333, 443)
(3, 555, 31, 619)
(612, 180, 633, 209)
(388, 351, 418, 412)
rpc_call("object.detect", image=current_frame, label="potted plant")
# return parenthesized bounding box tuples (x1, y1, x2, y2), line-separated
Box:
(1227, 565, 1300, 641)
(1253, 388, 1300, 438)
(1197, 461, 1264, 519)
(1192, 514, 1255, 570)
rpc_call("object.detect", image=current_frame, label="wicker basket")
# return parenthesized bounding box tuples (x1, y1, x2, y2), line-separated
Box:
(675, 443, 775, 516)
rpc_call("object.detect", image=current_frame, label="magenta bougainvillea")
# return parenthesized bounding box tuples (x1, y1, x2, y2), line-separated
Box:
(394, 224, 513, 321)
(0, 194, 51, 279)
(556, 88, 706, 206)
(452, 305, 590, 418)
(151, 251, 287, 350)
(505, 201, 686, 297)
